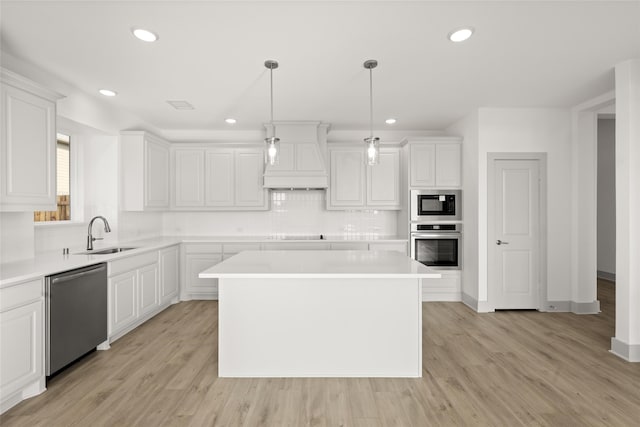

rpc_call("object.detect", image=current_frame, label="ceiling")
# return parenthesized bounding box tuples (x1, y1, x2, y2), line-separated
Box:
(1, 1, 639, 132)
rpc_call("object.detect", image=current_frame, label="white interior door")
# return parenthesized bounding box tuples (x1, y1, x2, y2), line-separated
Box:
(489, 158, 541, 309)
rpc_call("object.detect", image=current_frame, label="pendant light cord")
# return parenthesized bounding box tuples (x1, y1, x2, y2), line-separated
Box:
(270, 67, 274, 125)
(369, 67, 373, 139)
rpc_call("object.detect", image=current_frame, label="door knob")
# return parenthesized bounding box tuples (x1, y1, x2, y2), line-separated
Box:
(496, 239, 509, 245)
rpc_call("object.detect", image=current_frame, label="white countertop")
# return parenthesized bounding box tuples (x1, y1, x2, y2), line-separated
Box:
(0, 235, 408, 287)
(199, 250, 440, 279)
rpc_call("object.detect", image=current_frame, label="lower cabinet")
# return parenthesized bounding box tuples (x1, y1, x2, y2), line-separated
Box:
(159, 246, 179, 305)
(0, 278, 45, 414)
(110, 270, 138, 335)
(182, 244, 223, 300)
(108, 246, 179, 342)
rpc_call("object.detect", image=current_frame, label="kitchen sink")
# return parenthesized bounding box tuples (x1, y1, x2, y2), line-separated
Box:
(77, 247, 137, 255)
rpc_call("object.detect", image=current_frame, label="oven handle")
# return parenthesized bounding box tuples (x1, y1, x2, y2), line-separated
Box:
(411, 233, 461, 239)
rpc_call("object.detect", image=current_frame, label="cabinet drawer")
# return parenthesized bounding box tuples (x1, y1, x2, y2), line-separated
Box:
(109, 251, 158, 277)
(0, 279, 43, 312)
(184, 243, 223, 254)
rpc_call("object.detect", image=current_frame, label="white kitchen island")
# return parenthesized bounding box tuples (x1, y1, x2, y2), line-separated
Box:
(199, 250, 440, 378)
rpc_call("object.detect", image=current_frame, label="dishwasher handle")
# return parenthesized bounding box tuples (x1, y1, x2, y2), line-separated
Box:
(49, 264, 107, 285)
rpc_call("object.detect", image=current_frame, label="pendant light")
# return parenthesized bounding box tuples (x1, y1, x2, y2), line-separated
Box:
(264, 59, 280, 166)
(363, 59, 380, 166)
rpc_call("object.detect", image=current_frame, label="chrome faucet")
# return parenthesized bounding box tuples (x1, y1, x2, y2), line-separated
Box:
(87, 216, 111, 250)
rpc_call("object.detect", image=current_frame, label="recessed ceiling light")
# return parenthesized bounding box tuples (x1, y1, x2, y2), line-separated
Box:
(132, 28, 158, 42)
(99, 89, 117, 97)
(448, 27, 474, 43)
(385, 118, 397, 125)
(225, 118, 237, 124)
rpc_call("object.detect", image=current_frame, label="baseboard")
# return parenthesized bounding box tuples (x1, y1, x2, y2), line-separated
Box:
(180, 292, 218, 301)
(1, 377, 46, 415)
(571, 300, 601, 314)
(422, 292, 461, 302)
(544, 301, 571, 312)
(461, 293, 494, 313)
(610, 337, 640, 362)
(597, 270, 616, 282)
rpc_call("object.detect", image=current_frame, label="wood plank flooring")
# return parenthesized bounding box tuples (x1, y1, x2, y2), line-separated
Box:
(2, 280, 639, 426)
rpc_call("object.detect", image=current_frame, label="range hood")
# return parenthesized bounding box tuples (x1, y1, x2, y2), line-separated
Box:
(263, 121, 330, 189)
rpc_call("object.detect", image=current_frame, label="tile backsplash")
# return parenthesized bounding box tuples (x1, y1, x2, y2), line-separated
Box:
(163, 190, 398, 238)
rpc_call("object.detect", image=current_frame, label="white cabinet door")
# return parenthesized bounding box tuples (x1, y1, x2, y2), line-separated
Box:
(409, 144, 436, 187)
(0, 300, 43, 399)
(174, 149, 205, 207)
(329, 148, 365, 208)
(367, 148, 400, 209)
(205, 149, 234, 207)
(145, 138, 170, 208)
(235, 149, 266, 208)
(435, 143, 462, 187)
(121, 131, 170, 211)
(160, 246, 179, 305)
(137, 264, 159, 318)
(0, 84, 56, 210)
(185, 253, 223, 298)
(109, 271, 137, 335)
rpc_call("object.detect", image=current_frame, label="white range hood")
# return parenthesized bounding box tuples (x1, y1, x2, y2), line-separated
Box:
(263, 121, 330, 189)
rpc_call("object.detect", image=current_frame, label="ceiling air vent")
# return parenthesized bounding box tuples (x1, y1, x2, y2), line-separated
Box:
(166, 100, 195, 110)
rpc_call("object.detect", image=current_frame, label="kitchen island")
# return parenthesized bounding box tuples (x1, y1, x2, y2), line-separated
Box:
(199, 250, 440, 378)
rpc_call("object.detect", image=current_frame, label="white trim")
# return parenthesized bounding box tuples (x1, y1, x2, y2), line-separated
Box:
(487, 153, 548, 311)
(571, 300, 601, 314)
(610, 337, 640, 362)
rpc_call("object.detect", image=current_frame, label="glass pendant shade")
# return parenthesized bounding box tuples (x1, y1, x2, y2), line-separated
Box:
(265, 136, 280, 166)
(365, 137, 380, 165)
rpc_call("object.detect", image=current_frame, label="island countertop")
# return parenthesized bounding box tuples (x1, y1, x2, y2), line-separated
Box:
(199, 250, 441, 279)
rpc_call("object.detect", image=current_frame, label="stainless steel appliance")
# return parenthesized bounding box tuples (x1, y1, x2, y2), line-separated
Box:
(410, 189, 461, 222)
(46, 263, 107, 376)
(410, 223, 462, 270)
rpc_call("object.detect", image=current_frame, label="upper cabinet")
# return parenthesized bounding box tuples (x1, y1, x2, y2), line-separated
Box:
(327, 145, 401, 210)
(172, 145, 268, 211)
(120, 131, 171, 211)
(1, 68, 64, 211)
(408, 138, 461, 188)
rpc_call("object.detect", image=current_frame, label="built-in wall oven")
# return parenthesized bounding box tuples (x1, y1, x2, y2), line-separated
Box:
(410, 189, 461, 222)
(410, 223, 462, 270)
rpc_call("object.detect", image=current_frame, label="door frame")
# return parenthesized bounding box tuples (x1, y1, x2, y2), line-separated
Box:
(487, 153, 548, 311)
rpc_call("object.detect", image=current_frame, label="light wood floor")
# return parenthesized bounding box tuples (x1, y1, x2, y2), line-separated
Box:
(2, 279, 639, 426)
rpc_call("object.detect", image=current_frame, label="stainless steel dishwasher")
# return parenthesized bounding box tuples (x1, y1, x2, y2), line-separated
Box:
(46, 263, 108, 376)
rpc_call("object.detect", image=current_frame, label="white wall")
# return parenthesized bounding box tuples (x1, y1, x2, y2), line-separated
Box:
(448, 108, 573, 308)
(0, 212, 35, 263)
(597, 118, 616, 276)
(34, 134, 120, 253)
(612, 58, 640, 361)
(163, 190, 397, 237)
(478, 108, 573, 303)
(446, 110, 479, 301)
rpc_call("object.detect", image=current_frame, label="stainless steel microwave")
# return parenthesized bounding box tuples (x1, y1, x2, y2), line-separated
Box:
(410, 189, 461, 222)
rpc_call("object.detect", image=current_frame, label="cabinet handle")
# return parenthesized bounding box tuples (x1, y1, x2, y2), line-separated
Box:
(496, 240, 509, 245)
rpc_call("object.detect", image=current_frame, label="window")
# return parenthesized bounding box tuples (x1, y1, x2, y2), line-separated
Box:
(34, 133, 71, 221)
